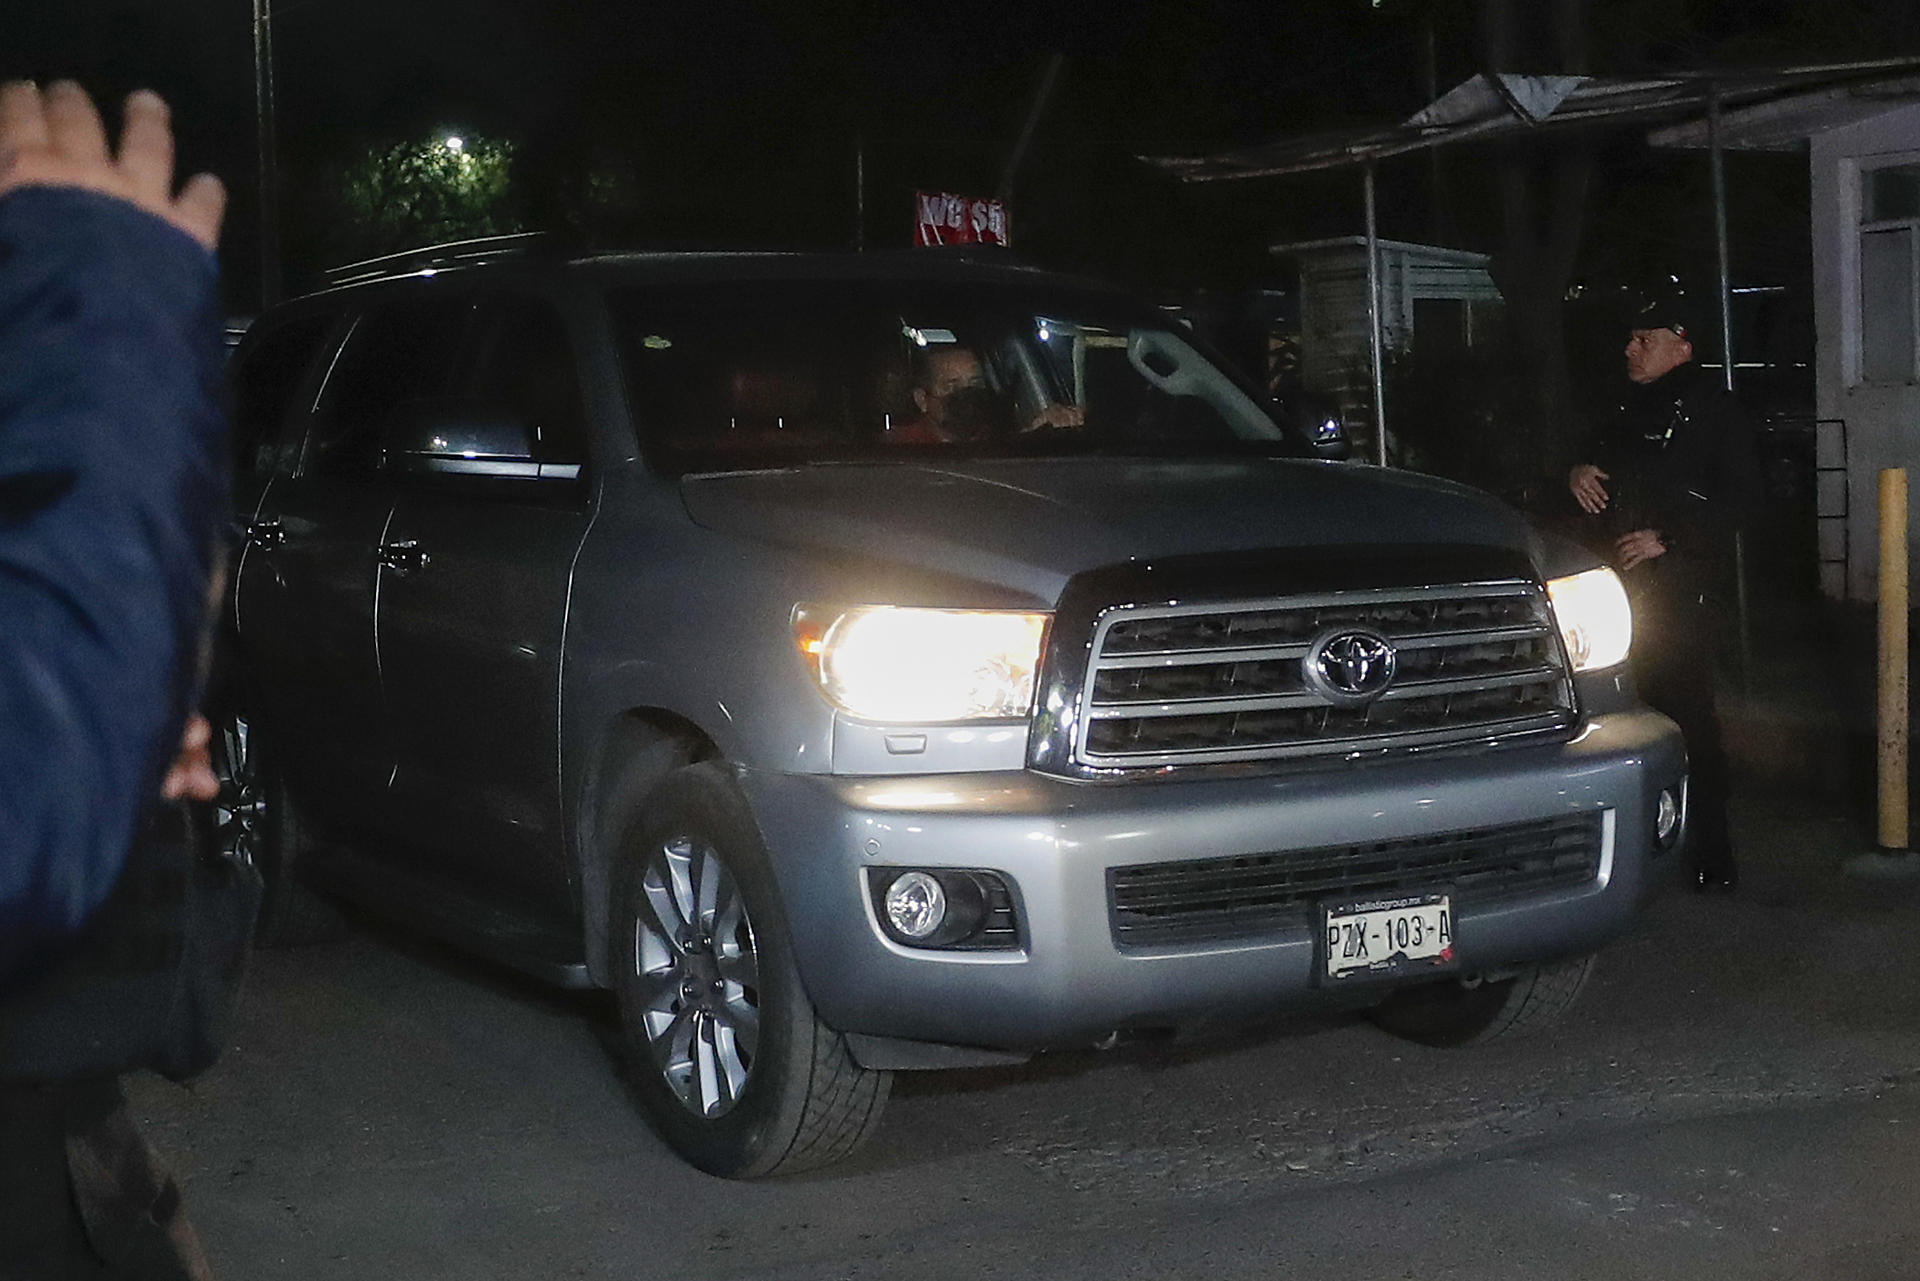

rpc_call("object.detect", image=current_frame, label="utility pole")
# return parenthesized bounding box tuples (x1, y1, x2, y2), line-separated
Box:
(855, 136, 866, 252)
(252, 0, 282, 308)
(996, 54, 1064, 204)
(1423, 9, 1451, 243)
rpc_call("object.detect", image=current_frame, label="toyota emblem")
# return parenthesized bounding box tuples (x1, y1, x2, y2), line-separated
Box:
(1303, 628, 1397, 705)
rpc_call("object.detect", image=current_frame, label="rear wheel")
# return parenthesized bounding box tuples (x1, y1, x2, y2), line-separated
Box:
(210, 707, 347, 947)
(611, 762, 890, 1178)
(1368, 954, 1596, 1047)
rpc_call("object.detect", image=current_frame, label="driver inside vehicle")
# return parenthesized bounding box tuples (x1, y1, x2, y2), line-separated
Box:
(889, 343, 1084, 444)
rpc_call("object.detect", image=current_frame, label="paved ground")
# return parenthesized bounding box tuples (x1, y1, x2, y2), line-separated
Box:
(127, 604, 1920, 1279)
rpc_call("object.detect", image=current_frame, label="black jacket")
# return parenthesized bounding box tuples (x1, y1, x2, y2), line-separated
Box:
(1581, 360, 1762, 597)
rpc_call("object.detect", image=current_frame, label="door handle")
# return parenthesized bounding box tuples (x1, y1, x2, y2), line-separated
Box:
(244, 518, 285, 549)
(377, 539, 430, 573)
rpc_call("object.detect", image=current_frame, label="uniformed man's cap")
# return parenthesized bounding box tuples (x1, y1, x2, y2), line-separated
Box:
(1629, 286, 1702, 341)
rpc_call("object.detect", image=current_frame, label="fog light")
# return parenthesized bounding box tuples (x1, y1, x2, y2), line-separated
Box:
(867, 868, 1012, 949)
(882, 872, 947, 941)
(1655, 786, 1681, 849)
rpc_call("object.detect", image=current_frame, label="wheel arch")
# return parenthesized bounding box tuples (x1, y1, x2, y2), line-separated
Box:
(575, 708, 720, 987)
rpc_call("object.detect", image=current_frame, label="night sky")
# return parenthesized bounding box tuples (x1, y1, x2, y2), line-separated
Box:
(5, 1, 1917, 313)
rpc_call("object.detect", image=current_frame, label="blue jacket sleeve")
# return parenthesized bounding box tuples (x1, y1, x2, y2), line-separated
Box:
(0, 188, 227, 982)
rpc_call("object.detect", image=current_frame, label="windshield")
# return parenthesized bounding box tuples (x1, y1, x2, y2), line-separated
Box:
(610, 281, 1299, 474)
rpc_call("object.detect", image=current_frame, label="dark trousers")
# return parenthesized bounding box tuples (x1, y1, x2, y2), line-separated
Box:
(0, 1079, 211, 1281)
(1629, 577, 1735, 875)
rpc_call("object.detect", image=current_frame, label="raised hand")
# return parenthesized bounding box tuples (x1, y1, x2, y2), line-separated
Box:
(0, 80, 224, 251)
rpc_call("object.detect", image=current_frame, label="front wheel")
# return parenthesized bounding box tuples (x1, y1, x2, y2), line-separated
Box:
(611, 762, 890, 1178)
(1368, 954, 1596, 1047)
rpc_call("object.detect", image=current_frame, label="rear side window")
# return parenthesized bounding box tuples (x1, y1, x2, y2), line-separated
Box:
(305, 295, 475, 478)
(459, 298, 585, 465)
(230, 313, 334, 477)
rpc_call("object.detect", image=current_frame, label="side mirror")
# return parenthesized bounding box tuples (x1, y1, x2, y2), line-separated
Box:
(381, 399, 575, 480)
(1282, 390, 1351, 461)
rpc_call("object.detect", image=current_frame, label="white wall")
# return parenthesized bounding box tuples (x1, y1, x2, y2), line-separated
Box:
(1811, 102, 1920, 600)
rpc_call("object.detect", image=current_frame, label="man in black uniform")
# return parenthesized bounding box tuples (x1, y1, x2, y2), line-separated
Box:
(1567, 290, 1762, 893)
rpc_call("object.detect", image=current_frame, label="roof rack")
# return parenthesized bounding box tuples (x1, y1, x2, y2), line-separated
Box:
(321, 231, 550, 288)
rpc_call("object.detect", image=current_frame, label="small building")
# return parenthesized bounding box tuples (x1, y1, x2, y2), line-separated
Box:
(1270, 237, 1504, 442)
(1657, 76, 1920, 600)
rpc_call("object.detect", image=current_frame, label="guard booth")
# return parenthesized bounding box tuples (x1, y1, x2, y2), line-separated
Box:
(1655, 76, 1920, 602)
(1271, 237, 1503, 458)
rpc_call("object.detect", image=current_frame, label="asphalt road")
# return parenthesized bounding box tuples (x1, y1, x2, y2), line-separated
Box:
(125, 770, 1920, 1281)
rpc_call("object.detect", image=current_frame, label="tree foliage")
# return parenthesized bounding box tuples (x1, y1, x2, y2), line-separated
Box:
(331, 134, 522, 260)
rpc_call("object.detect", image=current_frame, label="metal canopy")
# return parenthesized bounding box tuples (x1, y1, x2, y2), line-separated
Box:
(1650, 73, 1920, 151)
(1141, 58, 1920, 182)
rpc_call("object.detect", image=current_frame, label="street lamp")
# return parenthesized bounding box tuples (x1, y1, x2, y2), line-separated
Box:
(444, 135, 464, 154)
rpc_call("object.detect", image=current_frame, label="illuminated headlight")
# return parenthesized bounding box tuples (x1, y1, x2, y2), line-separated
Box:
(1545, 567, 1633, 672)
(794, 606, 1049, 722)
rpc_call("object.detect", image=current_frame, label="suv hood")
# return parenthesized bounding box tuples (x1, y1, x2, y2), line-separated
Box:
(678, 458, 1536, 603)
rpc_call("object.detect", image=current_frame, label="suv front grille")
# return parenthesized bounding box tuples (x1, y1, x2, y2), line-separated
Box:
(1075, 582, 1574, 769)
(1107, 812, 1605, 949)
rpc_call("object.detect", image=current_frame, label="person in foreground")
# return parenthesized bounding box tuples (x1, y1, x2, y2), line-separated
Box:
(0, 79, 228, 1279)
(1567, 290, 1761, 895)
(0, 77, 225, 979)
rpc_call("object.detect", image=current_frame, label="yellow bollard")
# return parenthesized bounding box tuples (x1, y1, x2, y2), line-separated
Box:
(1879, 468, 1909, 852)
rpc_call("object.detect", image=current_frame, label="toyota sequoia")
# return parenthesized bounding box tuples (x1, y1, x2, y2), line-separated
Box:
(215, 244, 1688, 1177)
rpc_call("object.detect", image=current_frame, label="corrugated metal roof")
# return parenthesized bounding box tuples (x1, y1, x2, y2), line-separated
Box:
(1141, 58, 1920, 181)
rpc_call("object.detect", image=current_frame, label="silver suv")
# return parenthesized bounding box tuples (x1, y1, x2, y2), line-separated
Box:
(218, 244, 1687, 1177)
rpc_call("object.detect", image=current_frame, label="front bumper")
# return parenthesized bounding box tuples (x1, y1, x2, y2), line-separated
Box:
(737, 708, 1686, 1052)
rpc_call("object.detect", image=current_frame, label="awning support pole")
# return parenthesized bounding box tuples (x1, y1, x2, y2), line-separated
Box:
(1364, 161, 1389, 466)
(252, 0, 281, 308)
(1708, 85, 1735, 396)
(1707, 82, 1754, 694)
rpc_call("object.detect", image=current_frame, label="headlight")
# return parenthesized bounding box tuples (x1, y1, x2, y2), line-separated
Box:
(794, 606, 1050, 722)
(1545, 567, 1633, 672)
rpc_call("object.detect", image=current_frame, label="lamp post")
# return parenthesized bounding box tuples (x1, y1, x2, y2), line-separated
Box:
(252, 0, 282, 308)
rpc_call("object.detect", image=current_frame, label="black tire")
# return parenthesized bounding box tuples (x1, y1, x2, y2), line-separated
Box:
(610, 762, 890, 1178)
(1367, 954, 1596, 1047)
(209, 704, 348, 948)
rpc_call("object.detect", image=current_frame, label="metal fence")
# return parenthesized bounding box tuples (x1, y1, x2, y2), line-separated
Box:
(1754, 416, 1849, 602)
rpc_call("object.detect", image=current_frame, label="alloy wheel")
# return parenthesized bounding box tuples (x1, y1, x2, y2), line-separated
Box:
(627, 833, 762, 1118)
(214, 714, 266, 870)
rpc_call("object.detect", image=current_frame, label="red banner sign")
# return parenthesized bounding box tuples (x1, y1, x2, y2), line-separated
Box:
(914, 191, 1011, 247)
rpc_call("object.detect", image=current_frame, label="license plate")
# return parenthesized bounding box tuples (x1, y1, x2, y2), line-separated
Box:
(1322, 892, 1456, 983)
